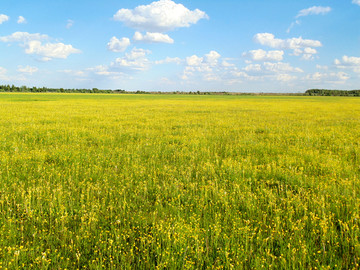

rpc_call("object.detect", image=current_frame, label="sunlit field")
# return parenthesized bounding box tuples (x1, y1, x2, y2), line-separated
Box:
(0, 93, 359, 269)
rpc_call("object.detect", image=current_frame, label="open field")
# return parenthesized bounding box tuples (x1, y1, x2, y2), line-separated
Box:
(0, 93, 359, 269)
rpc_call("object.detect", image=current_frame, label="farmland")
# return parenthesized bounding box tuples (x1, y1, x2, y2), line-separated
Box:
(0, 93, 359, 269)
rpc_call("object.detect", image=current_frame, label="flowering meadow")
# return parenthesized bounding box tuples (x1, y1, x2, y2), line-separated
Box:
(0, 93, 359, 269)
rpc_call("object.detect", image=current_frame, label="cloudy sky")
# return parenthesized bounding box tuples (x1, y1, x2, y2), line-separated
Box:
(1, 0, 360, 92)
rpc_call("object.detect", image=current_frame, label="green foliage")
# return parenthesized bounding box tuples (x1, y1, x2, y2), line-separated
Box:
(0, 85, 119, 93)
(306, 89, 360, 96)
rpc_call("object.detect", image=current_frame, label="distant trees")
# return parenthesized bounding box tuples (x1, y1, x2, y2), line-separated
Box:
(4, 85, 359, 96)
(305, 89, 360, 96)
(0, 85, 231, 95)
(0, 85, 120, 94)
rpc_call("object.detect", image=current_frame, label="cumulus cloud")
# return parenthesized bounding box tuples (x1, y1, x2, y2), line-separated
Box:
(254, 33, 321, 60)
(107, 36, 131, 52)
(305, 72, 349, 83)
(185, 51, 221, 69)
(17, 16, 27, 24)
(316, 64, 328, 70)
(86, 65, 122, 77)
(254, 33, 322, 49)
(25, 41, 81, 61)
(155, 57, 182, 65)
(173, 49, 306, 86)
(111, 48, 151, 71)
(181, 50, 242, 82)
(76, 48, 152, 81)
(276, 74, 297, 82)
(335, 55, 360, 66)
(0, 32, 48, 42)
(239, 62, 303, 83)
(334, 55, 360, 73)
(352, 0, 360, 6)
(133, 31, 174, 44)
(17, 65, 38, 74)
(0, 67, 9, 80)
(0, 31, 81, 61)
(204, 51, 221, 66)
(61, 69, 87, 77)
(0, 14, 9, 24)
(243, 49, 284, 62)
(292, 47, 318, 60)
(113, 0, 208, 32)
(296, 6, 331, 18)
(244, 62, 303, 74)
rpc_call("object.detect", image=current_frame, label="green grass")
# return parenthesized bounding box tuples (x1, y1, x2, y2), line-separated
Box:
(0, 93, 359, 269)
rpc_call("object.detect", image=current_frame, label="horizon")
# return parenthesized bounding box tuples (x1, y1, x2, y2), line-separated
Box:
(1, 0, 360, 92)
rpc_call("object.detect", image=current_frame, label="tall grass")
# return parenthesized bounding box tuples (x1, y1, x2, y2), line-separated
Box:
(0, 93, 359, 269)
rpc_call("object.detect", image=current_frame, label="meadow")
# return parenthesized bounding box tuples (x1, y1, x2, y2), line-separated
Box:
(0, 93, 359, 269)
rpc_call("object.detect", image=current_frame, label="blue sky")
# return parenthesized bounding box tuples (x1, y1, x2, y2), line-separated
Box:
(1, 0, 360, 92)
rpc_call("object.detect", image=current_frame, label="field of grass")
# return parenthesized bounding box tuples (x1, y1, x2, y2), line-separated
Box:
(0, 93, 359, 269)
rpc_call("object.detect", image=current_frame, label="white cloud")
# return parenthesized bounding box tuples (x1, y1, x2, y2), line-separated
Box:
(186, 55, 203, 66)
(335, 55, 360, 66)
(264, 62, 303, 73)
(0, 32, 81, 61)
(277, 74, 297, 82)
(180, 50, 305, 86)
(334, 55, 360, 73)
(0, 67, 9, 80)
(181, 51, 245, 82)
(316, 64, 328, 70)
(221, 60, 235, 67)
(111, 48, 151, 71)
(113, 0, 208, 32)
(87, 65, 122, 76)
(0, 32, 48, 42)
(133, 31, 174, 44)
(107, 36, 131, 52)
(17, 16, 27, 24)
(66, 19, 74, 29)
(61, 69, 87, 77)
(296, 6, 331, 18)
(204, 51, 221, 66)
(292, 47, 318, 60)
(0, 14, 9, 24)
(254, 33, 321, 60)
(234, 62, 302, 83)
(306, 72, 349, 82)
(80, 48, 151, 80)
(287, 20, 301, 34)
(244, 62, 303, 74)
(185, 51, 221, 68)
(17, 65, 38, 74)
(25, 40, 81, 61)
(353, 0, 360, 6)
(254, 33, 322, 50)
(288, 7, 330, 33)
(243, 49, 284, 62)
(155, 57, 182, 65)
(182, 51, 223, 80)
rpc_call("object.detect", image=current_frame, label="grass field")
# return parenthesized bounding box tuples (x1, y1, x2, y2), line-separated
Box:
(0, 93, 359, 269)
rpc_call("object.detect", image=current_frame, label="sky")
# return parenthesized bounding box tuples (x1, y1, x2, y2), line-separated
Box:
(0, 0, 360, 92)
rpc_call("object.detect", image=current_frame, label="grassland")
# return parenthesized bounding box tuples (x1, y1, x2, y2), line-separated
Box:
(0, 93, 359, 269)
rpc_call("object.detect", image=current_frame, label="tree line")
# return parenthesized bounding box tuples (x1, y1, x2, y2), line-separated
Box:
(0, 85, 122, 93)
(305, 89, 360, 96)
(0, 85, 240, 95)
(1, 85, 359, 96)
